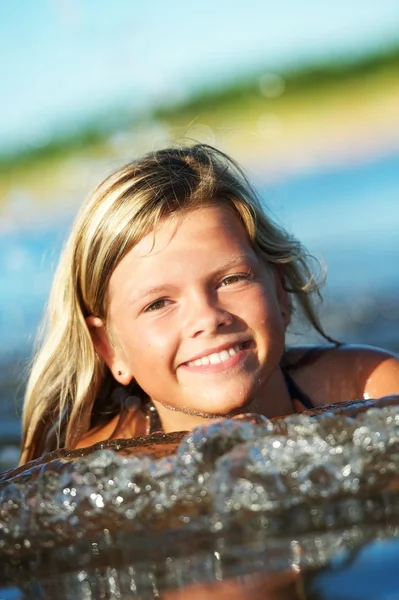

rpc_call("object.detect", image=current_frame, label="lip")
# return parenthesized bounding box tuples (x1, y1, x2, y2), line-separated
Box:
(179, 340, 251, 367)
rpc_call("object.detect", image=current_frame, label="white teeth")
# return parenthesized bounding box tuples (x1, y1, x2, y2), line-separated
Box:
(186, 344, 244, 367)
(220, 350, 230, 362)
(209, 353, 221, 364)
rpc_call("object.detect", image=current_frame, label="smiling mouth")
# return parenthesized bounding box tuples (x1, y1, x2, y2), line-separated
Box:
(184, 342, 250, 368)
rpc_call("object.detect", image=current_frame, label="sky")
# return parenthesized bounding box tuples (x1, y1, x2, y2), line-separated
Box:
(1, 0, 399, 153)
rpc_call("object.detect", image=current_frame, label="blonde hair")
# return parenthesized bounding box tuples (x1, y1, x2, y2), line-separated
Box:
(21, 143, 331, 464)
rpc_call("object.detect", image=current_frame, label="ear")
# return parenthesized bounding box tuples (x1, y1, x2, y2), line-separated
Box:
(271, 266, 291, 328)
(86, 316, 133, 385)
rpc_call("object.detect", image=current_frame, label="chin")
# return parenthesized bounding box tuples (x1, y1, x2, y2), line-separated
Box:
(191, 393, 255, 419)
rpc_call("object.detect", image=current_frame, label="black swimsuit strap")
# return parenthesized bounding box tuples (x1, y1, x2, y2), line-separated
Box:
(282, 369, 314, 410)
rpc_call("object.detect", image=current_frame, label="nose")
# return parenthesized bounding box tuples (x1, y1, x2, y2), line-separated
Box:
(184, 292, 233, 338)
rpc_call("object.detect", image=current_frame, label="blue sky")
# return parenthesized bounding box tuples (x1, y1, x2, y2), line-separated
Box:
(2, 0, 399, 152)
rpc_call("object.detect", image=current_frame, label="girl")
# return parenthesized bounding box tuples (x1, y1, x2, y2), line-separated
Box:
(20, 144, 399, 464)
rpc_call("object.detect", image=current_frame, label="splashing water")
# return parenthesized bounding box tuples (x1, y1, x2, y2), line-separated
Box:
(1, 403, 399, 598)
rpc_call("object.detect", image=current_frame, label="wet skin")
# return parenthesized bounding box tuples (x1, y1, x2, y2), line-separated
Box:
(88, 205, 292, 433)
(84, 206, 399, 445)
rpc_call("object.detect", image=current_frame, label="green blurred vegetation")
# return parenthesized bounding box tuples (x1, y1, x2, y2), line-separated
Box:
(154, 44, 399, 120)
(0, 43, 398, 188)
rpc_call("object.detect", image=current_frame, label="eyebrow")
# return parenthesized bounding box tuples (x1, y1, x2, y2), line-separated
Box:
(130, 254, 256, 304)
(130, 284, 177, 304)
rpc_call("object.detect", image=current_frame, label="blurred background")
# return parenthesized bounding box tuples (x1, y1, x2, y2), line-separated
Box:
(1, 0, 398, 470)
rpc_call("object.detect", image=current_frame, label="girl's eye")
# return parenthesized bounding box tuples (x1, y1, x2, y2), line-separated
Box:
(220, 273, 252, 287)
(144, 298, 168, 312)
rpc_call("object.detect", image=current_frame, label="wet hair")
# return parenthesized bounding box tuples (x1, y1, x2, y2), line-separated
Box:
(20, 143, 332, 463)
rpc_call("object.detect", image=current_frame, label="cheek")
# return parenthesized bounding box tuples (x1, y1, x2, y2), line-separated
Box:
(250, 287, 286, 348)
(123, 321, 176, 372)
(248, 283, 282, 321)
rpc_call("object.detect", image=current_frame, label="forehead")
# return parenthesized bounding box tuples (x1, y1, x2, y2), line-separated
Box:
(132, 205, 251, 259)
(108, 205, 256, 295)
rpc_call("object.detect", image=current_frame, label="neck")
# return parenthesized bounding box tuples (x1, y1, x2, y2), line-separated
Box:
(151, 367, 293, 434)
(251, 367, 294, 419)
(151, 400, 222, 433)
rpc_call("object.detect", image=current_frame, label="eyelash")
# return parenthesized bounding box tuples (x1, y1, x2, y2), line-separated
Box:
(219, 272, 254, 286)
(144, 298, 169, 312)
(143, 272, 254, 313)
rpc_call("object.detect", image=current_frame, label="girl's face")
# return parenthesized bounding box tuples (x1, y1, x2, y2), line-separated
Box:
(91, 205, 289, 429)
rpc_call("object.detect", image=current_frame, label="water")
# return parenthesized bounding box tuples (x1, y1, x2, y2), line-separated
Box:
(0, 151, 398, 471)
(1, 403, 399, 598)
(1, 152, 399, 361)
(265, 151, 399, 297)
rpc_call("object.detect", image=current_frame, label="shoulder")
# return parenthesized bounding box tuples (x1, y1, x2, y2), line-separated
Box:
(285, 343, 399, 371)
(285, 344, 399, 402)
(75, 416, 120, 449)
(338, 344, 399, 398)
(74, 408, 148, 449)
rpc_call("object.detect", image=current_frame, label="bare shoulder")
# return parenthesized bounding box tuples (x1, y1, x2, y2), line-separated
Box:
(338, 344, 399, 398)
(285, 344, 399, 403)
(74, 408, 148, 449)
(74, 416, 119, 449)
